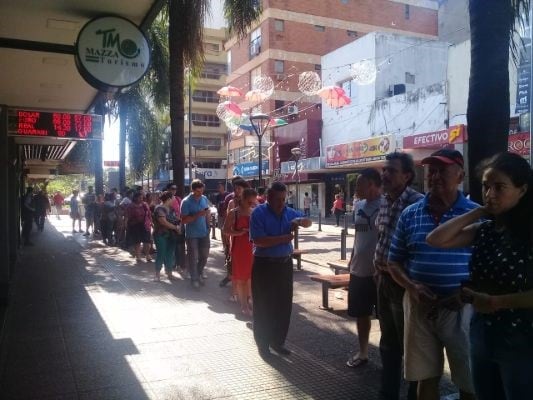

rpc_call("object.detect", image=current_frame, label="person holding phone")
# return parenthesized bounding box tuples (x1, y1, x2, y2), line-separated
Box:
(180, 179, 211, 289)
(427, 152, 533, 400)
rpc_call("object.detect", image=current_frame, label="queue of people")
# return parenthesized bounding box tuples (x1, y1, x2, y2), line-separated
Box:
(344, 149, 532, 400)
(19, 149, 532, 400)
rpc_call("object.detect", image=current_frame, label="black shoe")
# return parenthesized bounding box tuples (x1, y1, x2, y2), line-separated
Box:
(219, 276, 231, 287)
(257, 345, 271, 358)
(271, 344, 291, 356)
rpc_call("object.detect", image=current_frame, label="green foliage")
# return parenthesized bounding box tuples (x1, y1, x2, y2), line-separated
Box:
(47, 175, 93, 196)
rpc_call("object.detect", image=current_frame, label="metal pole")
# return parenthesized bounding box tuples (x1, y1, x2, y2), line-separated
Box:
(340, 228, 347, 260)
(211, 214, 217, 239)
(293, 227, 299, 250)
(188, 70, 193, 186)
(318, 212, 322, 231)
(343, 211, 348, 235)
(296, 159, 300, 210)
(258, 134, 263, 187)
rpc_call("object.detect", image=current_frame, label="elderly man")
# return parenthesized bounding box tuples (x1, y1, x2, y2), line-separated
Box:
(388, 149, 478, 400)
(250, 182, 312, 357)
(374, 152, 423, 400)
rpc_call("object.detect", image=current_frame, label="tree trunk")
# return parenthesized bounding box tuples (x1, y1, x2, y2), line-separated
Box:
(169, 0, 186, 198)
(467, 0, 513, 202)
(118, 98, 128, 191)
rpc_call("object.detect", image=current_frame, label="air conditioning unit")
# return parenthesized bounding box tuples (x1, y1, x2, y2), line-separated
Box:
(388, 84, 406, 97)
(288, 105, 298, 115)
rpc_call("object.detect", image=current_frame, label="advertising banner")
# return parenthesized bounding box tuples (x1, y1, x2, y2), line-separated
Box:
(326, 136, 393, 167)
(233, 161, 269, 177)
(508, 132, 531, 156)
(403, 125, 466, 149)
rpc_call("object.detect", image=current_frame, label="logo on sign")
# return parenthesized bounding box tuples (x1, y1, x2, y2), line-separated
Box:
(75, 16, 151, 91)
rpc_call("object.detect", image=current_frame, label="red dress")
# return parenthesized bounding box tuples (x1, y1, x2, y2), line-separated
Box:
(231, 214, 253, 280)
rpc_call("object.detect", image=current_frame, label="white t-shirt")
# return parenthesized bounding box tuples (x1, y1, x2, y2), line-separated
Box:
(349, 197, 381, 277)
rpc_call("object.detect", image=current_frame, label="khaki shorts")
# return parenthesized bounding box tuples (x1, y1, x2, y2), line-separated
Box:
(403, 293, 474, 393)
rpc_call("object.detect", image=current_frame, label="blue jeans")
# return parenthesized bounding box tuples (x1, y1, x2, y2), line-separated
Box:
(470, 313, 533, 400)
(186, 236, 210, 282)
(154, 232, 176, 273)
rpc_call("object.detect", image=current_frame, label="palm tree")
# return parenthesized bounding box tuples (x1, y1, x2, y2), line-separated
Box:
(168, 0, 261, 197)
(467, 0, 530, 201)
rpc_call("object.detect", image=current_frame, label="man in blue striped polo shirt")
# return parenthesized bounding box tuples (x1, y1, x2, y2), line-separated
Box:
(388, 149, 479, 400)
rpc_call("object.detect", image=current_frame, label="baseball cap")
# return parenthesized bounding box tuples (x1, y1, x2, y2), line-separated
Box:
(421, 149, 464, 168)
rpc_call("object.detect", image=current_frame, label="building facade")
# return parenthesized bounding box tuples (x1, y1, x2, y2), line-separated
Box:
(224, 0, 439, 214)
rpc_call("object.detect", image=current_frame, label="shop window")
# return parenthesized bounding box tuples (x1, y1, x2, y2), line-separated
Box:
(274, 60, 284, 73)
(314, 25, 325, 32)
(274, 19, 284, 32)
(405, 4, 410, 20)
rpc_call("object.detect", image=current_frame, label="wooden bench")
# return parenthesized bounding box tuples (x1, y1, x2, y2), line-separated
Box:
(310, 273, 350, 310)
(292, 249, 308, 270)
(327, 260, 350, 275)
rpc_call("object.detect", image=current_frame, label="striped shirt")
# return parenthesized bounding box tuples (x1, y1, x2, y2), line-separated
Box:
(388, 192, 479, 296)
(373, 186, 423, 271)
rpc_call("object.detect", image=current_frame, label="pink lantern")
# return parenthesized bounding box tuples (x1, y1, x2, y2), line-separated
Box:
(217, 85, 243, 97)
(245, 89, 268, 104)
(221, 101, 242, 117)
(324, 94, 351, 108)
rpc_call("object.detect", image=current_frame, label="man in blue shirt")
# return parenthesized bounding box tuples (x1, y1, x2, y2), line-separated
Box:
(180, 179, 211, 289)
(388, 149, 478, 400)
(249, 182, 312, 357)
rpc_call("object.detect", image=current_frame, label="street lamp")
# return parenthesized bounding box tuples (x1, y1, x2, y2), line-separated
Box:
(291, 147, 302, 210)
(249, 113, 271, 187)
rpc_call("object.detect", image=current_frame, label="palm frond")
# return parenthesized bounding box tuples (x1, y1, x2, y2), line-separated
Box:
(510, 0, 531, 64)
(224, 0, 262, 39)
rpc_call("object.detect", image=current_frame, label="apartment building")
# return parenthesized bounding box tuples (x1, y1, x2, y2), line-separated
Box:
(224, 0, 438, 211)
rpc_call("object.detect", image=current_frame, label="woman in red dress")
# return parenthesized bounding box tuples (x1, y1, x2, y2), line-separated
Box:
(224, 188, 257, 316)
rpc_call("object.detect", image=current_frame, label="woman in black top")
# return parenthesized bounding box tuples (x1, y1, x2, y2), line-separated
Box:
(427, 152, 533, 400)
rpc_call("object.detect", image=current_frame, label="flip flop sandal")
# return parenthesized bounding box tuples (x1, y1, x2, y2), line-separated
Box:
(346, 356, 369, 368)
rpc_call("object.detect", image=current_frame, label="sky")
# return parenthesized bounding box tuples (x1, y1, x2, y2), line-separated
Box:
(102, 0, 227, 163)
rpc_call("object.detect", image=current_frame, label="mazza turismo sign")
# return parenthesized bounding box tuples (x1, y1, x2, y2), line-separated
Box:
(75, 16, 151, 91)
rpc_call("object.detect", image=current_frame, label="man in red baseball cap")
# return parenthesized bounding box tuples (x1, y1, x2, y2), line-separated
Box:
(421, 148, 464, 168)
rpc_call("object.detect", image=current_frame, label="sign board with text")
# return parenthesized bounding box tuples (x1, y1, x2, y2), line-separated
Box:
(326, 135, 393, 167)
(402, 125, 466, 149)
(8, 109, 103, 140)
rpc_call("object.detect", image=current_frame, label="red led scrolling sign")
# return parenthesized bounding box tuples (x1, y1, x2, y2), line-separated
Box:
(7, 109, 103, 140)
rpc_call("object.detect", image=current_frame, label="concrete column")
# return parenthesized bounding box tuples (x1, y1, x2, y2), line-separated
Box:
(0, 105, 10, 304)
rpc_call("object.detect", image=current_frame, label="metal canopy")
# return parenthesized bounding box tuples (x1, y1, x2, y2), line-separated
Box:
(0, 0, 163, 175)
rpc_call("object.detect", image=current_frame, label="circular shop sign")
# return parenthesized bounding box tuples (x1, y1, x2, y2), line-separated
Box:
(75, 16, 151, 91)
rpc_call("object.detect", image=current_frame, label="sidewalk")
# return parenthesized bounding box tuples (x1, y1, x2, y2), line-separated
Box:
(0, 217, 455, 399)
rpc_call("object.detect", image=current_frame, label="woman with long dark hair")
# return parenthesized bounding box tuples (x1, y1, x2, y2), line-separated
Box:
(427, 152, 533, 400)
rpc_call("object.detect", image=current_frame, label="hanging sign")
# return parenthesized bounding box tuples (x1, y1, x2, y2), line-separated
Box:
(75, 16, 151, 91)
(326, 135, 393, 167)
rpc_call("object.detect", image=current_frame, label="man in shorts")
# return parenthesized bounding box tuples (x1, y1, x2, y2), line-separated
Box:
(346, 168, 382, 368)
(388, 149, 478, 400)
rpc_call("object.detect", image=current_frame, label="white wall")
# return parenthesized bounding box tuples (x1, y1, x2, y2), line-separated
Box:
(321, 32, 448, 151)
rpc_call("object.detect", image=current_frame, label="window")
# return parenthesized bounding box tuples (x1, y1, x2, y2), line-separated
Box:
(274, 60, 284, 73)
(340, 79, 352, 97)
(201, 63, 226, 79)
(205, 42, 220, 52)
(347, 30, 357, 38)
(314, 64, 321, 71)
(191, 114, 221, 128)
(405, 4, 410, 20)
(185, 137, 222, 151)
(274, 19, 284, 32)
(192, 90, 218, 103)
(314, 25, 325, 32)
(227, 50, 232, 74)
(274, 100, 285, 111)
(405, 72, 415, 84)
(250, 27, 261, 58)
(250, 66, 262, 89)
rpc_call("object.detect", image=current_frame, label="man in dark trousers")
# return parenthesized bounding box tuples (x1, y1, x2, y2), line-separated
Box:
(249, 182, 312, 357)
(374, 152, 423, 400)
